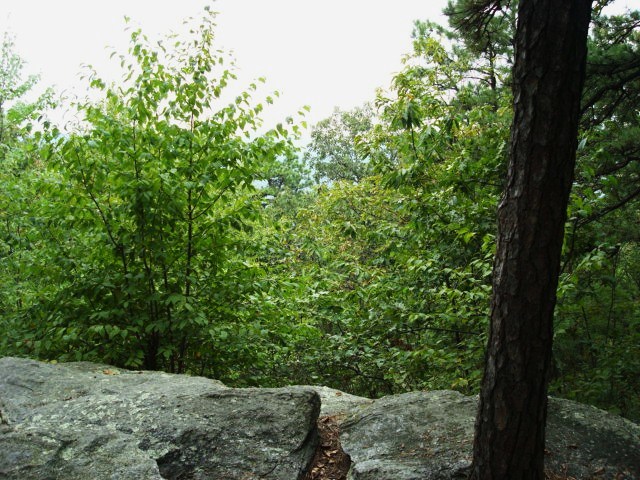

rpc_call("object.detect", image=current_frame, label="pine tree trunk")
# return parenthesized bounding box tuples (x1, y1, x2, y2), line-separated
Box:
(470, 1, 592, 478)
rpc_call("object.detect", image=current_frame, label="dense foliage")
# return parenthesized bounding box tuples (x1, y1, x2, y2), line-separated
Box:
(1, 12, 297, 377)
(1, 5, 638, 421)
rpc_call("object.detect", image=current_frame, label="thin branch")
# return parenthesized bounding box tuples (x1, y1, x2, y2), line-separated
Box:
(77, 164, 119, 250)
(450, 1, 511, 40)
(395, 324, 484, 337)
(580, 67, 640, 116)
(577, 184, 640, 229)
(594, 155, 637, 177)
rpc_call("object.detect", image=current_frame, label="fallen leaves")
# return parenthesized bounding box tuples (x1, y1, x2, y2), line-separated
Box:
(303, 415, 350, 480)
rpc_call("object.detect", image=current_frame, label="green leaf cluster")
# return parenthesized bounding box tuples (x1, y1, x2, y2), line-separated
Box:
(1, 4, 639, 422)
(1, 11, 295, 375)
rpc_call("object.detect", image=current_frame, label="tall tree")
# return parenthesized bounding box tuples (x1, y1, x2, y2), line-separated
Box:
(19, 10, 294, 373)
(0, 33, 53, 341)
(465, 0, 593, 478)
(304, 105, 374, 183)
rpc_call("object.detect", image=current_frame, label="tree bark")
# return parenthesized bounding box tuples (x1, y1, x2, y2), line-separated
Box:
(470, 1, 592, 479)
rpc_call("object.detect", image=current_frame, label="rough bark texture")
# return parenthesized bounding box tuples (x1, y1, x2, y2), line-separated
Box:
(471, 1, 592, 479)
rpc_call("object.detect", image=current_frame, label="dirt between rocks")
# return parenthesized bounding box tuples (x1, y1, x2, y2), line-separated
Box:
(301, 417, 636, 480)
(303, 415, 350, 480)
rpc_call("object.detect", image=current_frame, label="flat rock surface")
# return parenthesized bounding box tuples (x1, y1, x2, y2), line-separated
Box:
(340, 391, 474, 480)
(310, 386, 373, 419)
(2, 357, 638, 480)
(340, 390, 640, 480)
(546, 397, 640, 479)
(0, 357, 320, 480)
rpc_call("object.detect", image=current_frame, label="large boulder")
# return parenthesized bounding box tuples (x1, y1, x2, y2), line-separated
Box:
(0, 357, 320, 480)
(2, 357, 638, 480)
(311, 385, 373, 418)
(340, 390, 640, 480)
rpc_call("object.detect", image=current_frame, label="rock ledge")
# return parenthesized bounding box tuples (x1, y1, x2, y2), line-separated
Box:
(1, 357, 638, 480)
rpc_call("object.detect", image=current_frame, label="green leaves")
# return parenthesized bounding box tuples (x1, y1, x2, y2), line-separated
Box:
(304, 104, 374, 183)
(0, 8, 298, 374)
(1, 3, 637, 422)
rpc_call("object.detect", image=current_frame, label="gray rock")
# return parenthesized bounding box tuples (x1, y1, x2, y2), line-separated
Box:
(3, 357, 638, 480)
(340, 391, 474, 480)
(340, 390, 640, 480)
(310, 386, 373, 418)
(0, 357, 320, 480)
(546, 396, 640, 479)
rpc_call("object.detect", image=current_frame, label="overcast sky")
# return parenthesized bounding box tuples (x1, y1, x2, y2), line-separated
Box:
(1, 0, 448, 129)
(1, 1, 635, 131)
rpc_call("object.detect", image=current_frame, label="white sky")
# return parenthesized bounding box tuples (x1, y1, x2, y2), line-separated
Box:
(1, 0, 448, 130)
(1, 0, 635, 131)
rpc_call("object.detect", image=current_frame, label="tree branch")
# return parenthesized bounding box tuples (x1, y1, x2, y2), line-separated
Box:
(577, 184, 640, 229)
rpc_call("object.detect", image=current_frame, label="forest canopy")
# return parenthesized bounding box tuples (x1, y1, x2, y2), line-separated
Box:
(1, 4, 639, 423)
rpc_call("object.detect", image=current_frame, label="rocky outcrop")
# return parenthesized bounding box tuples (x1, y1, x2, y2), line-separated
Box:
(339, 390, 640, 480)
(1, 357, 638, 480)
(0, 357, 319, 479)
(311, 385, 373, 418)
(340, 390, 473, 480)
